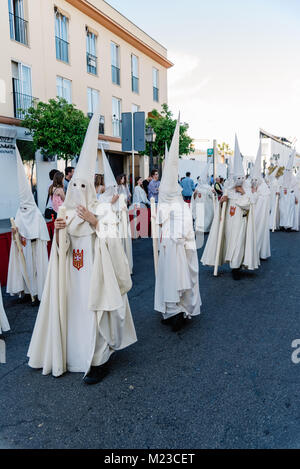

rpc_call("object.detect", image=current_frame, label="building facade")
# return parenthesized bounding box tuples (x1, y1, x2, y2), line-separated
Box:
(260, 129, 300, 169)
(0, 0, 172, 218)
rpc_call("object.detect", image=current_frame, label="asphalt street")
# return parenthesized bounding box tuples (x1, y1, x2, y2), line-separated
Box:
(0, 231, 300, 449)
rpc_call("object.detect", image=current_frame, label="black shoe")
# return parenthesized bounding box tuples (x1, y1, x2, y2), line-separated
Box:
(83, 362, 110, 385)
(172, 313, 187, 333)
(232, 269, 241, 280)
(161, 317, 175, 326)
(32, 298, 40, 307)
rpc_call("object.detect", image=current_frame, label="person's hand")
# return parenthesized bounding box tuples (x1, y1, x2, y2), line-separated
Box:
(220, 195, 228, 204)
(235, 186, 245, 195)
(76, 205, 98, 228)
(20, 236, 27, 247)
(296, 198, 299, 205)
(111, 194, 119, 205)
(55, 218, 66, 231)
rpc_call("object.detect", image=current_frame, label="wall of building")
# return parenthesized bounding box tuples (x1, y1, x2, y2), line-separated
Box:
(0, 0, 171, 219)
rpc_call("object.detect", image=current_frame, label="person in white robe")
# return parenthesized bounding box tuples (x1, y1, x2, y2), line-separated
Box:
(267, 166, 284, 231)
(7, 147, 49, 302)
(0, 287, 10, 364)
(27, 110, 137, 384)
(191, 164, 214, 248)
(202, 135, 260, 280)
(247, 144, 271, 260)
(154, 115, 201, 332)
(279, 151, 299, 231)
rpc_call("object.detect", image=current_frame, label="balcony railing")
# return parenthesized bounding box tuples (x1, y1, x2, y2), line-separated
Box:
(132, 75, 139, 94)
(87, 52, 97, 75)
(112, 65, 120, 85)
(153, 86, 159, 102)
(9, 13, 28, 45)
(13, 80, 36, 119)
(55, 36, 69, 63)
(87, 113, 105, 135)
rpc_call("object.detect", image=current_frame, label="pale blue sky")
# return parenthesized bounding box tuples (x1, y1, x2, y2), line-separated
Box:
(107, 0, 300, 155)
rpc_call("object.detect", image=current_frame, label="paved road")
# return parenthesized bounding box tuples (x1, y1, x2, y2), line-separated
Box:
(0, 231, 300, 449)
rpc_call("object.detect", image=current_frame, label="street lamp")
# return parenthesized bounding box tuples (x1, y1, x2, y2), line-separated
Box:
(145, 125, 156, 173)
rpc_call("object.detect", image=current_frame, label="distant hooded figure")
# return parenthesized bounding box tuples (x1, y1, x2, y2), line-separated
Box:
(191, 163, 214, 243)
(279, 151, 299, 231)
(154, 114, 201, 332)
(247, 143, 271, 260)
(7, 147, 49, 301)
(27, 109, 137, 384)
(202, 135, 260, 279)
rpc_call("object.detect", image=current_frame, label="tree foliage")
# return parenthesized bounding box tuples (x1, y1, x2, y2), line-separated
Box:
(22, 98, 90, 163)
(144, 104, 194, 159)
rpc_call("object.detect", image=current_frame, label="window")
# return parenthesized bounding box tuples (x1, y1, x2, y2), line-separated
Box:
(153, 68, 159, 102)
(8, 0, 28, 45)
(12, 61, 33, 119)
(87, 88, 99, 115)
(56, 76, 72, 103)
(55, 10, 69, 63)
(112, 97, 121, 137)
(111, 42, 120, 85)
(132, 104, 140, 114)
(87, 88, 104, 134)
(131, 54, 139, 94)
(86, 29, 97, 75)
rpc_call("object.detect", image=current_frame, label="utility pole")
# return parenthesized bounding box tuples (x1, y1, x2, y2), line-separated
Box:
(213, 139, 218, 181)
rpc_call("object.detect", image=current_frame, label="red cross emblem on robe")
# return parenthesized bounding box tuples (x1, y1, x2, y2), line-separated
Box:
(73, 249, 84, 271)
(230, 206, 236, 217)
(198, 193, 202, 199)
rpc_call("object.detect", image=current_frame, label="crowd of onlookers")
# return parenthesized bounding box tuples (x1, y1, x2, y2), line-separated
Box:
(45, 166, 226, 220)
(45, 167, 75, 219)
(45, 167, 162, 219)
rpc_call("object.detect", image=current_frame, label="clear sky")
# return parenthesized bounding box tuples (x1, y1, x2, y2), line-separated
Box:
(106, 0, 300, 156)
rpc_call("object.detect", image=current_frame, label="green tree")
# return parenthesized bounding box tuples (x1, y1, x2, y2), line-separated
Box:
(144, 104, 194, 161)
(22, 97, 90, 167)
(16, 139, 36, 189)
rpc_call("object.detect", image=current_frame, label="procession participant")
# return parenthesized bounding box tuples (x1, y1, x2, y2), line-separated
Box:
(0, 287, 10, 364)
(267, 165, 284, 231)
(201, 135, 259, 280)
(27, 110, 137, 384)
(0, 288, 10, 335)
(191, 164, 214, 243)
(154, 115, 201, 332)
(114, 173, 133, 274)
(248, 144, 271, 260)
(279, 151, 299, 231)
(7, 147, 49, 302)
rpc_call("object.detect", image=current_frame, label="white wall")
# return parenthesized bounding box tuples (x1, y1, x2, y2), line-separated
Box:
(0, 125, 18, 220)
(179, 159, 227, 183)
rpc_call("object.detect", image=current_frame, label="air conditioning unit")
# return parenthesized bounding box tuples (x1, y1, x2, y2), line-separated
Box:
(87, 56, 97, 68)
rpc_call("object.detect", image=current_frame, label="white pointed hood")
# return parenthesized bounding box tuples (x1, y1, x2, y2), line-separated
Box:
(15, 146, 49, 241)
(159, 114, 183, 204)
(198, 163, 209, 185)
(98, 144, 118, 203)
(64, 106, 100, 236)
(251, 143, 263, 185)
(233, 134, 245, 184)
(283, 150, 295, 188)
